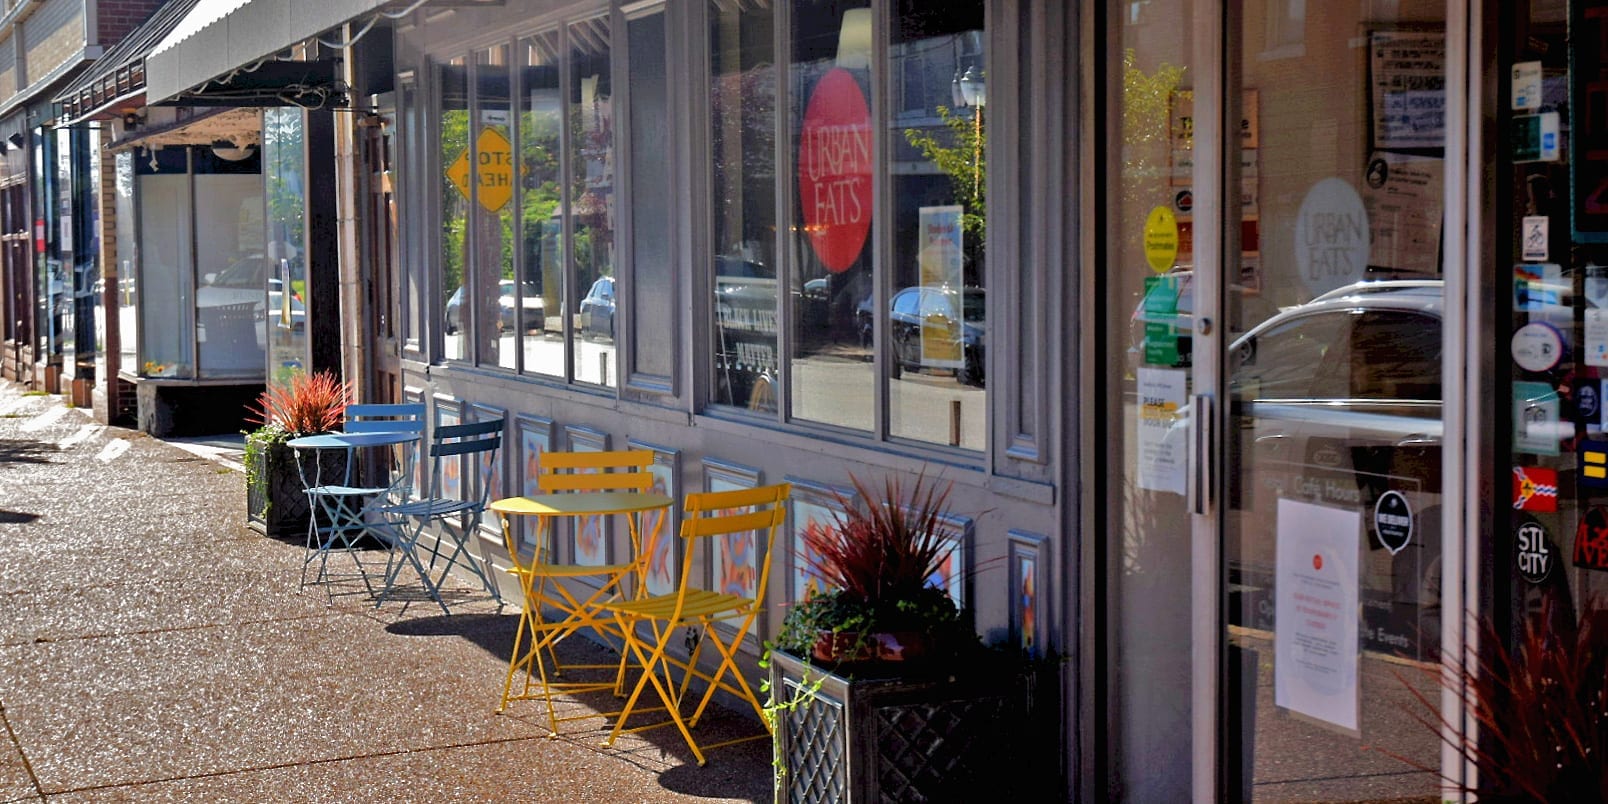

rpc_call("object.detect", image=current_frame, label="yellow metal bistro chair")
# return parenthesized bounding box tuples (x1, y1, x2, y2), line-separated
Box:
(601, 482, 790, 765)
(491, 449, 669, 736)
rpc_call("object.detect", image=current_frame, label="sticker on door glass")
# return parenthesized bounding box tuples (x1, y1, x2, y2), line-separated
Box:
(1512, 465, 1559, 512)
(1516, 520, 1556, 584)
(1574, 506, 1608, 572)
(1582, 440, 1608, 489)
(1514, 381, 1563, 456)
(1586, 309, 1608, 367)
(1372, 490, 1412, 555)
(1515, 263, 1563, 311)
(1136, 367, 1187, 495)
(1511, 322, 1564, 373)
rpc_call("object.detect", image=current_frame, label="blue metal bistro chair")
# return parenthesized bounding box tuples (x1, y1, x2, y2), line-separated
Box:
(342, 402, 425, 500)
(376, 418, 506, 613)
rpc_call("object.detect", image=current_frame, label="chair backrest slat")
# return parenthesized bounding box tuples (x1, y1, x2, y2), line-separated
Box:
(683, 506, 784, 539)
(536, 449, 655, 494)
(344, 402, 426, 434)
(672, 483, 791, 608)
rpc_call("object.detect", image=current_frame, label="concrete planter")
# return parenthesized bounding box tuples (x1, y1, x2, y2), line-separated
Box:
(770, 649, 1052, 803)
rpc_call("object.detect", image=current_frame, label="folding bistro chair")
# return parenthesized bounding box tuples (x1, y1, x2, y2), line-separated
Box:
(341, 402, 424, 500)
(295, 404, 424, 596)
(376, 417, 505, 613)
(492, 449, 666, 736)
(600, 482, 790, 765)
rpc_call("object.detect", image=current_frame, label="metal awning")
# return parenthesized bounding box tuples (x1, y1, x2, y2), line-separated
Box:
(144, 0, 396, 104)
(53, 0, 202, 124)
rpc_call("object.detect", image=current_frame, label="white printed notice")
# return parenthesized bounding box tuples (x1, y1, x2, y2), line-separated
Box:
(1274, 498, 1361, 733)
(1136, 367, 1188, 495)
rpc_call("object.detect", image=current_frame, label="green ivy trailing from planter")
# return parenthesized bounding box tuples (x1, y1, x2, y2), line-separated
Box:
(243, 423, 292, 519)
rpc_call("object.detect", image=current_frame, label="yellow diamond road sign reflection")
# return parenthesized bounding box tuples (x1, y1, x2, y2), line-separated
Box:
(446, 126, 514, 212)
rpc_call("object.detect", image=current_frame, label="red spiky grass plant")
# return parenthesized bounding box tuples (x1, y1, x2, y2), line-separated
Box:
(776, 471, 972, 662)
(1388, 598, 1608, 802)
(246, 370, 349, 437)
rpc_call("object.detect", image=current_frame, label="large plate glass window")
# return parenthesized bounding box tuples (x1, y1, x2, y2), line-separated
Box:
(440, 56, 470, 361)
(787, 0, 874, 431)
(569, 15, 616, 388)
(886, 0, 985, 448)
(710, 0, 778, 411)
(520, 31, 564, 378)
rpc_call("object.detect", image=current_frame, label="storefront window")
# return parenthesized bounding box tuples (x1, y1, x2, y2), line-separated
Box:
(569, 15, 615, 388)
(519, 30, 563, 378)
(710, 0, 777, 410)
(474, 44, 515, 370)
(886, 1, 985, 448)
(788, 0, 873, 431)
(262, 109, 307, 386)
(136, 148, 194, 379)
(440, 56, 469, 361)
(627, 8, 672, 383)
(115, 151, 137, 375)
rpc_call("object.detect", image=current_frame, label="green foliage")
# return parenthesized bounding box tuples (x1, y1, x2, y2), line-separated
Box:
(904, 105, 986, 241)
(771, 471, 976, 661)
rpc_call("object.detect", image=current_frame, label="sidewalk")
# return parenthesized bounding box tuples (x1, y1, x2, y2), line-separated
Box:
(0, 380, 772, 802)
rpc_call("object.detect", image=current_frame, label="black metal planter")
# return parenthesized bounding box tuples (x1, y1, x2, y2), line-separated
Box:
(245, 438, 345, 538)
(770, 649, 1053, 803)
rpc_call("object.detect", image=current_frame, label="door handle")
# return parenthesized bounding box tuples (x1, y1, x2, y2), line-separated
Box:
(1191, 393, 1213, 516)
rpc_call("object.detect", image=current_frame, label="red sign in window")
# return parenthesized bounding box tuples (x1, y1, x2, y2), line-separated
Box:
(798, 68, 872, 273)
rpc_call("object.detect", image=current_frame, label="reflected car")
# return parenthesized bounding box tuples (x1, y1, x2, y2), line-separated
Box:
(884, 286, 985, 387)
(198, 254, 304, 330)
(445, 280, 546, 335)
(579, 276, 616, 339)
(1214, 279, 1445, 660)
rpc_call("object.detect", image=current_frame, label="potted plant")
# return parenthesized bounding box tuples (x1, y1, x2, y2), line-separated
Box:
(243, 370, 349, 537)
(765, 472, 1050, 802)
(1388, 597, 1608, 802)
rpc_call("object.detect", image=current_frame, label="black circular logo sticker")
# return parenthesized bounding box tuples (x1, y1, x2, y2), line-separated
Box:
(1580, 380, 1601, 422)
(1516, 521, 1554, 585)
(1174, 189, 1193, 214)
(1374, 490, 1413, 555)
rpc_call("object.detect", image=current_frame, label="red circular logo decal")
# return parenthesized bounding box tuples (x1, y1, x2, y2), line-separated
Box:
(798, 68, 872, 273)
(1312, 554, 1323, 571)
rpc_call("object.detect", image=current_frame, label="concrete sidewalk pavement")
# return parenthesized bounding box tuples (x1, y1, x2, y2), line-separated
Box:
(0, 380, 772, 802)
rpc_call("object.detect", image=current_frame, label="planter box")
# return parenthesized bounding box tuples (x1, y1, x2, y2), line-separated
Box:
(770, 650, 1053, 803)
(246, 439, 346, 538)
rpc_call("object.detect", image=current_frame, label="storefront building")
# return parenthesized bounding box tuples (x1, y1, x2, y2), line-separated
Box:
(132, 0, 1604, 799)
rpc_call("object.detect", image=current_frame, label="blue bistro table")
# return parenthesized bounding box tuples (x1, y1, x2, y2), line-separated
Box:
(287, 430, 421, 600)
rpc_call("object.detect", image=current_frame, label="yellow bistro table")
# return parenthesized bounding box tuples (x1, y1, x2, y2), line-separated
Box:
(489, 491, 672, 735)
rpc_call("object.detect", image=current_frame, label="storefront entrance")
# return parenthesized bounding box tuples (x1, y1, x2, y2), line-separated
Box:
(1101, 1, 1463, 799)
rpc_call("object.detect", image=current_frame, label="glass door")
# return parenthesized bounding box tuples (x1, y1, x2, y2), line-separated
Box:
(1104, 1, 1453, 799)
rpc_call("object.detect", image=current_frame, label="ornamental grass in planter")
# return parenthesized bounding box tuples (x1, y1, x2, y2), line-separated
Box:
(772, 471, 976, 665)
(765, 472, 1047, 802)
(243, 370, 349, 537)
(1388, 597, 1608, 803)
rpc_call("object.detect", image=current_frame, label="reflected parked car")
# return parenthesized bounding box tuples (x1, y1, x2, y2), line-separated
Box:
(1212, 279, 1445, 660)
(198, 254, 304, 330)
(579, 275, 616, 339)
(881, 286, 985, 387)
(445, 279, 546, 335)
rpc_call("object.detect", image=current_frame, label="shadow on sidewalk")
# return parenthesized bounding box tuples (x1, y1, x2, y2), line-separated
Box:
(0, 437, 56, 465)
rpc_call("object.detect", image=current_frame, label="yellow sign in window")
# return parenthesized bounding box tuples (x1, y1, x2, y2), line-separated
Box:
(446, 126, 514, 213)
